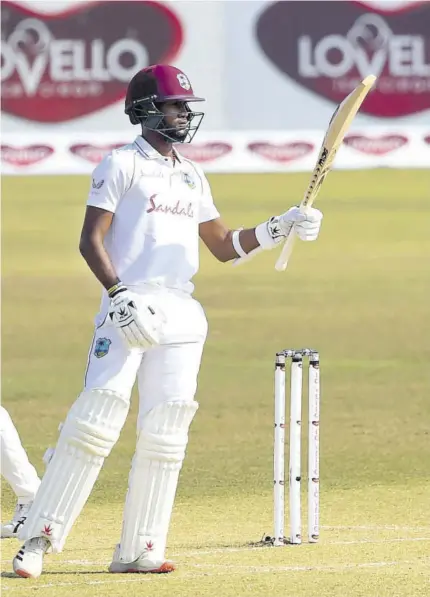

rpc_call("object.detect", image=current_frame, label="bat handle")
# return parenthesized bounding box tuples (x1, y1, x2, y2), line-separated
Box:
(275, 201, 311, 271)
(275, 228, 296, 271)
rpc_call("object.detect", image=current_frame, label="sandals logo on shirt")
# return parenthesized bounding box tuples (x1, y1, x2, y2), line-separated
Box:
(94, 338, 112, 358)
(147, 194, 194, 218)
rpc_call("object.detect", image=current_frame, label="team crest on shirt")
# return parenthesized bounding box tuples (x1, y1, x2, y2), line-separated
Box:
(182, 172, 196, 189)
(94, 337, 111, 358)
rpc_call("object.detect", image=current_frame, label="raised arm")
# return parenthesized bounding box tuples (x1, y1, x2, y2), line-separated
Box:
(197, 165, 322, 265)
(199, 218, 259, 263)
(199, 207, 323, 265)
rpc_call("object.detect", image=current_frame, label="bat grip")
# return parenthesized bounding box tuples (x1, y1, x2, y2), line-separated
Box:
(275, 200, 312, 272)
(275, 229, 296, 271)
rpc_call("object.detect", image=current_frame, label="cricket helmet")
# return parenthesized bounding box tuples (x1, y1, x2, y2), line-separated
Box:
(125, 64, 205, 143)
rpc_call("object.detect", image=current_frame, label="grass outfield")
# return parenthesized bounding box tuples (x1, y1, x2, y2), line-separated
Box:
(1, 170, 430, 596)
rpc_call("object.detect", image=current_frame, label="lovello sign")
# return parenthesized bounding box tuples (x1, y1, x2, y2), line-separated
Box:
(256, 1, 430, 117)
(1, 1, 183, 122)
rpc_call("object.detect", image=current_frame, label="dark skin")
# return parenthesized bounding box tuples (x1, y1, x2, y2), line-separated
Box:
(79, 101, 260, 291)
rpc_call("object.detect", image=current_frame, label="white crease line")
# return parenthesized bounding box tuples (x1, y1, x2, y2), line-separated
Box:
(2, 558, 428, 590)
(322, 525, 430, 531)
(173, 536, 430, 557)
(323, 537, 430, 547)
(2, 537, 430, 568)
(190, 558, 430, 573)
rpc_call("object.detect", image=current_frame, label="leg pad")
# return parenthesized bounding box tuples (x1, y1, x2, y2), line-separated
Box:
(19, 390, 129, 551)
(119, 400, 198, 563)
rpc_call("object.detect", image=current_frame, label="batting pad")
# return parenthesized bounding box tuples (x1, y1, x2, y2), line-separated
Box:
(18, 390, 129, 551)
(119, 400, 198, 563)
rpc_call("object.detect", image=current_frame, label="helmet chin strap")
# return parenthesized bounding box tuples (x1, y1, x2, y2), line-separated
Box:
(137, 101, 203, 144)
(142, 125, 189, 145)
(160, 128, 189, 144)
(140, 125, 189, 153)
(150, 120, 193, 144)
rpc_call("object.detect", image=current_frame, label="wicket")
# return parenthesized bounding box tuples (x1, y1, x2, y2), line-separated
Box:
(272, 349, 320, 546)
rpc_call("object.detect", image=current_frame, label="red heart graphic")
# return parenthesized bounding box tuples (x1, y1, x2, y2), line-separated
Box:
(2, 1, 183, 123)
(424, 135, 430, 144)
(177, 142, 232, 162)
(248, 142, 314, 163)
(70, 144, 125, 164)
(0, 144, 54, 166)
(344, 135, 408, 155)
(256, 1, 430, 117)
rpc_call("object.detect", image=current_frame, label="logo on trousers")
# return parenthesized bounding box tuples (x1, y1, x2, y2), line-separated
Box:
(94, 337, 111, 358)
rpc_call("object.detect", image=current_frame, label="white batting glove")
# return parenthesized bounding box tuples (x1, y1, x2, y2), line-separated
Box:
(279, 206, 323, 242)
(108, 284, 164, 349)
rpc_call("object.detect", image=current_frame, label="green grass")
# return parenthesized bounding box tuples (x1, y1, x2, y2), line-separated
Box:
(1, 170, 430, 596)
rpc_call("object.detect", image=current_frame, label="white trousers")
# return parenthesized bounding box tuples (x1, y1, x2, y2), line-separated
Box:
(85, 287, 208, 416)
(87, 288, 208, 558)
(0, 407, 41, 503)
(17, 288, 208, 554)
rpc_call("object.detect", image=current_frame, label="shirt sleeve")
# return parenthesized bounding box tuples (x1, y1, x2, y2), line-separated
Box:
(87, 151, 128, 213)
(198, 169, 220, 224)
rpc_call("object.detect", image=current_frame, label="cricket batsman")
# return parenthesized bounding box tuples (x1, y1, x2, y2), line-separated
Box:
(13, 64, 323, 578)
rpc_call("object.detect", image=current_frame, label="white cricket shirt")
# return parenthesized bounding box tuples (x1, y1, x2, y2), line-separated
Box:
(87, 136, 220, 294)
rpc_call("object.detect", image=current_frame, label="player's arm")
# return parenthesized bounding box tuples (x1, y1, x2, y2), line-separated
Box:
(79, 206, 119, 290)
(197, 167, 322, 265)
(80, 154, 163, 349)
(199, 218, 259, 262)
(80, 152, 126, 291)
(199, 207, 323, 264)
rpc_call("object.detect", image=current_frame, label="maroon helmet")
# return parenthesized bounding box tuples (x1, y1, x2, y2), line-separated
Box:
(125, 64, 205, 143)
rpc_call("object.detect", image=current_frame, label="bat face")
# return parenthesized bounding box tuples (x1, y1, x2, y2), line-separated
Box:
(302, 75, 377, 213)
(275, 75, 377, 271)
(302, 147, 329, 209)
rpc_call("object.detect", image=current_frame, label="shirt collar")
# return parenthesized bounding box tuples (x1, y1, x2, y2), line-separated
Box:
(134, 136, 182, 164)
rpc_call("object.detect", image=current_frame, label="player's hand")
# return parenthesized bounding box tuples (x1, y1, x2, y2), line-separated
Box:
(279, 206, 323, 242)
(108, 285, 164, 349)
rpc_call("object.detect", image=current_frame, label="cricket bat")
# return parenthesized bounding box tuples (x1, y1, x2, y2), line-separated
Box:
(275, 75, 377, 272)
